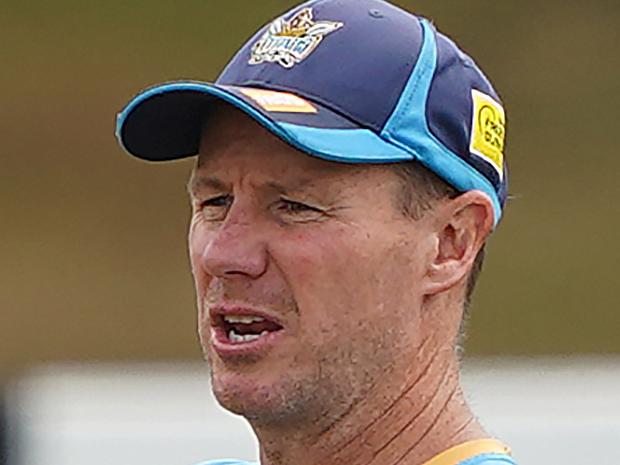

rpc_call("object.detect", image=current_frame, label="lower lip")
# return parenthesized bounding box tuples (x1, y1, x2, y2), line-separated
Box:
(210, 326, 285, 360)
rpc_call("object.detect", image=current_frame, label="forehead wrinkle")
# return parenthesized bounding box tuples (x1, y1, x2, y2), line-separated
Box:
(192, 147, 341, 198)
(193, 107, 392, 201)
(189, 172, 319, 198)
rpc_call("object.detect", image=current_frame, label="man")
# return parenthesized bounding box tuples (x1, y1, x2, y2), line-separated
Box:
(116, 1, 515, 465)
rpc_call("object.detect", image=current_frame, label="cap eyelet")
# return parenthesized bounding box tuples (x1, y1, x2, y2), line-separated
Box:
(369, 9, 384, 19)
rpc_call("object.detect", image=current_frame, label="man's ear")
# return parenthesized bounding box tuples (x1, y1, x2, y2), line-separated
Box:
(422, 190, 495, 296)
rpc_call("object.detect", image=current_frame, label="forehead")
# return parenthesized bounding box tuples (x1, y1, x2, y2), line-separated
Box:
(194, 104, 377, 184)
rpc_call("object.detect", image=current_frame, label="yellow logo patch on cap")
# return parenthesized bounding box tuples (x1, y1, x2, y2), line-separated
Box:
(470, 89, 506, 177)
(239, 87, 318, 114)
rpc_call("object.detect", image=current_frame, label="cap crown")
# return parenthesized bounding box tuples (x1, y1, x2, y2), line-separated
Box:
(218, 0, 422, 134)
(116, 0, 508, 223)
(217, 0, 507, 206)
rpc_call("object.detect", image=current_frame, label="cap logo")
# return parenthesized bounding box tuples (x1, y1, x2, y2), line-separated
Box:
(470, 89, 506, 177)
(249, 8, 343, 69)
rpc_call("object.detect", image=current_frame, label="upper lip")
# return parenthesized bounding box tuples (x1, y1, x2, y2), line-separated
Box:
(208, 303, 285, 328)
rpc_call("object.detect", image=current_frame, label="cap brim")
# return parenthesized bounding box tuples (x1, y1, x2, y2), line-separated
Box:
(116, 81, 414, 164)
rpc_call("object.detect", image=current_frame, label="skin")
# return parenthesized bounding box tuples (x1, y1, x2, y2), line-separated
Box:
(188, 105, 495, 465)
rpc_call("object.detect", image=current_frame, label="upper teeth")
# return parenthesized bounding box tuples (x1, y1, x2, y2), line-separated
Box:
(223, 315, 266, 324)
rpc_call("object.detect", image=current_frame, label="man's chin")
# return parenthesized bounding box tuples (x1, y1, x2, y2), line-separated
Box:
(211, 368, 273, 410)
(209, 369, 313, 425)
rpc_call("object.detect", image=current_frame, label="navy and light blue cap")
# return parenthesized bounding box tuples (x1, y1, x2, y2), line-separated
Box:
(116, 0, 508, 224)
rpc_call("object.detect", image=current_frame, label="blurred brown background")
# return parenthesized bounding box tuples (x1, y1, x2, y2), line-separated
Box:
(2, 0, 619, 381)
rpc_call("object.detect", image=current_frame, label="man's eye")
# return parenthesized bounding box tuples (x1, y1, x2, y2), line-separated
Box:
(198, 195, 232, 219)
(278, 199, 322, 216)
(202, 196, 231, 207)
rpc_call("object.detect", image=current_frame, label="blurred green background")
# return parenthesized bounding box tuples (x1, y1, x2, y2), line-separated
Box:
(2, 0, 619, 380)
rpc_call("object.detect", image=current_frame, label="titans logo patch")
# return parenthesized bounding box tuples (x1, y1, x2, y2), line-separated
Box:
(250, 8, 343, 69)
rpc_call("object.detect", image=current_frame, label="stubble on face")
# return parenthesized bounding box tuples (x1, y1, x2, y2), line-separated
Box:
(188, 106, 432, 434)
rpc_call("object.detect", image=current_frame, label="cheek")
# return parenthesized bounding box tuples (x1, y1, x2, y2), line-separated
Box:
(273, 226, 423, 335)
(272, 227, 425, 388)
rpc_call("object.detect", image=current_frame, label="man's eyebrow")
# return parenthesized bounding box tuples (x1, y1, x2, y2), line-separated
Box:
(265, 180, 316, 196)
(187, 175, 227, 195)
(187, 177, 323, 197)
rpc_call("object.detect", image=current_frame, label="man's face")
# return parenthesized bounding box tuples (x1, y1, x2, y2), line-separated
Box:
(188, 107, 437, 429)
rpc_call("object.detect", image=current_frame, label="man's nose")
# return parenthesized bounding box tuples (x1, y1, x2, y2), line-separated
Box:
(200, 209, 269, 279)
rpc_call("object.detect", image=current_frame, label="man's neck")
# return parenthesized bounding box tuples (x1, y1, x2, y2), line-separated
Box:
(253, 343, 487, 465)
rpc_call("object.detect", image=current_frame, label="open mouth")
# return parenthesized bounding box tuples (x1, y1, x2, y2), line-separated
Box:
(213, 313, 284, 345)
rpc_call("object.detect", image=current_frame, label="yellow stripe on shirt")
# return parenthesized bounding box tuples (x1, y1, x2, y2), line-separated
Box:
(421, 439, 511, 465)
